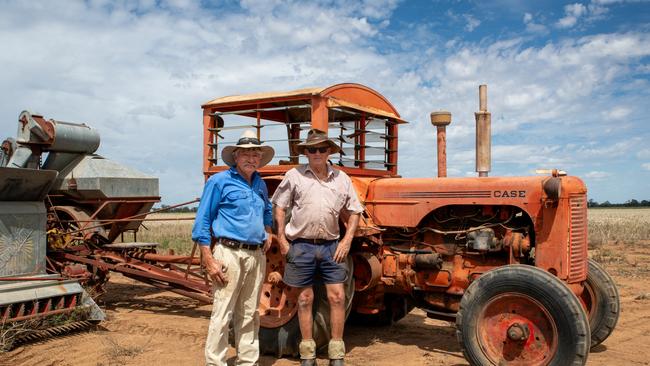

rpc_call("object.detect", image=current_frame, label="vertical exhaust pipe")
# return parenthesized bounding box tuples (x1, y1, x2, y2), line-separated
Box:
(475, 85, 491, 177)
(430, 111, 451, 178)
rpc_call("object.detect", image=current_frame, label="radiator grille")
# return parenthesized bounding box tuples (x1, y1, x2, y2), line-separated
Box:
(568, 194, 588, 282)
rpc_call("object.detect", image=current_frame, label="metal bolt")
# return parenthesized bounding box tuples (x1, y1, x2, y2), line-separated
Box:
(507, 322, 530, 341)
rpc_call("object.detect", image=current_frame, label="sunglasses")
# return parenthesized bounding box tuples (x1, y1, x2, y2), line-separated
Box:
(237, 137, 261, 145)
(306, 147, 329, 154)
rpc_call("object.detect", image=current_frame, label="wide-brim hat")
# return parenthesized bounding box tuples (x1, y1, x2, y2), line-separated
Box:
(222, 129, 275, 167)
(296, 128, 341, 155)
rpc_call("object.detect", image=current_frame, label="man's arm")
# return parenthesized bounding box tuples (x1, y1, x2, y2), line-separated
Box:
(273, 205, 290, 256)
(192, 175, 228, 286)
(333, 212, 360, 263)
(270, 172, 294, 257)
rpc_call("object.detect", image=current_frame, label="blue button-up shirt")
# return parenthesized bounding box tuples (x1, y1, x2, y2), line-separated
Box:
(192, 167, 272, 246)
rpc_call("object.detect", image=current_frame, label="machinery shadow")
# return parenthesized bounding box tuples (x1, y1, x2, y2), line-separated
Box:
(344, 309, 466, 362)
(98, 279, 212, 319)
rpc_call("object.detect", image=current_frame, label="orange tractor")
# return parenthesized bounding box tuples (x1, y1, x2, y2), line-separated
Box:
(201, 83, 620, 365)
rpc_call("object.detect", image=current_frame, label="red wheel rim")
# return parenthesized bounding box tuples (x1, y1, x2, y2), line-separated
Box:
(259, 241, 299, 328)
(477, 292, 558, 365)
(579, 282, 597, 323)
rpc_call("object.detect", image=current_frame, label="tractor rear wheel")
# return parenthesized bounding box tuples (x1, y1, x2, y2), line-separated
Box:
(456, 265, 590, 366)
(259, 255, 355, 357)
(580, 258, 620, 348)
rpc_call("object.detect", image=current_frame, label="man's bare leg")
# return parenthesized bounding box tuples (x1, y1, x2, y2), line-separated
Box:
(297, 286, 316, 365)
(326, 283, 346, 365)
(325, 283, 345, 338)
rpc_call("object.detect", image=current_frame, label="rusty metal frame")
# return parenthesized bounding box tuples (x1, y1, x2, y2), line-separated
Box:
(201, 83, 406, 180)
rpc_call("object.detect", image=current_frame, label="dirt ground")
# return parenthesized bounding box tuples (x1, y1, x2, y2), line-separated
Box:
(2, 244, 650, 366)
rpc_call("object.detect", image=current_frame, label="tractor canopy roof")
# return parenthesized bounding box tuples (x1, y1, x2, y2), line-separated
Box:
(201, 83, 406, 177)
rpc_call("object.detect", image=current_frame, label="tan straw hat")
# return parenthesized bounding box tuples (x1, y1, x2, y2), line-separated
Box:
(296, 129, 341, 155)
(221, 129, 275, 167)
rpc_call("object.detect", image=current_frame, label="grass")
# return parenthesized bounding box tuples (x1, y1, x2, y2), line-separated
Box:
(0, 318, 40, 352)
(129, 208, 650, 254)
(588, 208, 650, 248)
(99, 336, 150, 366)
(0, 305, 92, 351)
(587, 208, 650, 279)
(125, 213, 196, 255)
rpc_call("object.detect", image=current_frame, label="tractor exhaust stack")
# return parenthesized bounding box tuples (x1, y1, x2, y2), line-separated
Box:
(475, 84, 491, 177)
(430, 111, 451, 178)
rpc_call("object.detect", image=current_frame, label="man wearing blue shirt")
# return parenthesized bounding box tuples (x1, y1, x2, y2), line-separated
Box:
(192, 129, 274, 366)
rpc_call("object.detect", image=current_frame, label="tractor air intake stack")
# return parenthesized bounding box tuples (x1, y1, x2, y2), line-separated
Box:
(475, 84, 491, 177)
(430, 111, 451, 177)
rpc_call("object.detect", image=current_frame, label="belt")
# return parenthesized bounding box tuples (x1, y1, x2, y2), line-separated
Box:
(217, 238, 262, 250)
(292, 237, 336, 244)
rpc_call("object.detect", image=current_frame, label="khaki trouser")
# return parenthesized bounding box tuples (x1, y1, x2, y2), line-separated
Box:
(205, 244, 266, 366)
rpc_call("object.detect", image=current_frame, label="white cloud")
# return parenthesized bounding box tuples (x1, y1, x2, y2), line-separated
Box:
(0, 1, 648, 204)
(584, 171, 611, 179)
(445, 10, 481, 33)
(641, 163, 650, 171)
(464, 15, 481, 32)
(557, 3, 587, 29)
(556, 1, 610, 28)
(602, 106, 632, 119)
(523, 12, 548, 34)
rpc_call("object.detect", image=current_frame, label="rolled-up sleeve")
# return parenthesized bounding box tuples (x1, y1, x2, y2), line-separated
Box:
(345, 178, 364, 214)
(271, 172, 294, 209)
(192, 176, 221, 246)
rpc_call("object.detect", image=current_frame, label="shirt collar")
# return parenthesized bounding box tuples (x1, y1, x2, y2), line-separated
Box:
(303, 163, 334, 179)
(229, 166, 259, 184)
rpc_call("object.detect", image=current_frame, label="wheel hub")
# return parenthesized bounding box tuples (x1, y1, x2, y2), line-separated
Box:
(507, 322, 530, 342)
(478, 292, 558, 365)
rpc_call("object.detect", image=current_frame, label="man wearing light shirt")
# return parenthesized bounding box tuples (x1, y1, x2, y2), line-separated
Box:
(272, 129, 363, 366)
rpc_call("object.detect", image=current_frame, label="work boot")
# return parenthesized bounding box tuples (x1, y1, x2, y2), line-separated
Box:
(328, 339, 345, 366)
(299, 339, 316, 366)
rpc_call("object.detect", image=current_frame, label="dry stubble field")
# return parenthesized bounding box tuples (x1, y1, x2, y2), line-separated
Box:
(2, 209, 650, 366)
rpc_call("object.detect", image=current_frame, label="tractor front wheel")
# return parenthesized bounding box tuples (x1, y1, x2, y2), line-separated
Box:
(580, 258, 620, 348)
(456, 265, 590, 366)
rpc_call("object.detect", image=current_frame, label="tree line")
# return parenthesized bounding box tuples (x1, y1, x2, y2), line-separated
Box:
(158, 204, 198, 213)
(588, 199, 650, 208)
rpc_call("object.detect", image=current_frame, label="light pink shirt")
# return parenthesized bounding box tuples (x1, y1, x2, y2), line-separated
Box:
(271, 164, 364, 241)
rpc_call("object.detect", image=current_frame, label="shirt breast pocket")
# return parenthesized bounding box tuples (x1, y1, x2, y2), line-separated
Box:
(225, 190, 250, 216)
(254, 189, 266, 211)
(331, 191, 347, 213)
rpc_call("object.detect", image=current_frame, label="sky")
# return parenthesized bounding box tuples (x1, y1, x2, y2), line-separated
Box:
(1, 0, 649, 205)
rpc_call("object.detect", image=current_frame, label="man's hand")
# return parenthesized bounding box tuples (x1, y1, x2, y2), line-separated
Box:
(333, 237, 351, 263)
(279, 235, 291, 257)
(263, 234, 273, 253)
(333, 213, 359, 263)
(204, 256, 228, 286)
(199, 244, 228, 286)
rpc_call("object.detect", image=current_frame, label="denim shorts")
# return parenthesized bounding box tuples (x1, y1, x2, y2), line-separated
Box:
(282, 240, 348, 287)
